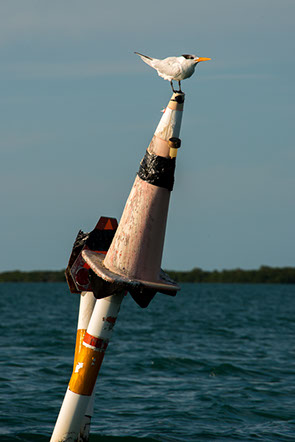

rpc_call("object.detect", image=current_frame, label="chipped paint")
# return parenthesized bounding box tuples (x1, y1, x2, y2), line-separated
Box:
(102, 316, 116, 331)
(83, 332, 108, 352)
(75, 362, 84, 373)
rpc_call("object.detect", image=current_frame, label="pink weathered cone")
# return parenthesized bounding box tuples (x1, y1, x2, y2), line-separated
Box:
(83, 92, 185, 302)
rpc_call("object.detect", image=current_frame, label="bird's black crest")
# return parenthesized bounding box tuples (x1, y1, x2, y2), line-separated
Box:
(182, 54, 195, 60)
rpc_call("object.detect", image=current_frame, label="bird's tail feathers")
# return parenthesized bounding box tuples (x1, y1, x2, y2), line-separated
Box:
(134, 52, 156, 68)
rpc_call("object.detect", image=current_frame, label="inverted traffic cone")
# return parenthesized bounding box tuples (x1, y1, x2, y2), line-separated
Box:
(83, 92, 185, 306)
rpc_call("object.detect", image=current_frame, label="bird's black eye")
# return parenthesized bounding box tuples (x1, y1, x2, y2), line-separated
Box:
(182, 54, 194, 60)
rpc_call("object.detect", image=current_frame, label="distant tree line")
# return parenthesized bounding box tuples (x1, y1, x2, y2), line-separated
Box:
(0, 266, 295, 284)
(167, 266, 295, 284)
(0, 270, 66, 283)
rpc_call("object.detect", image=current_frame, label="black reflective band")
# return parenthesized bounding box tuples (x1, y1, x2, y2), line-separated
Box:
(137, 150, 176, 191)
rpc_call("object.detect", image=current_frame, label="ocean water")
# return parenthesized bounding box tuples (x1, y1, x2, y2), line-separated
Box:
(1, 282, 295, 441)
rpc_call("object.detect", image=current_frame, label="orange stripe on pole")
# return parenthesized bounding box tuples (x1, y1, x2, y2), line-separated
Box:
(73, 328, 86, 369)
(69, 345, 105, 396)
(168, 101, 184, 111)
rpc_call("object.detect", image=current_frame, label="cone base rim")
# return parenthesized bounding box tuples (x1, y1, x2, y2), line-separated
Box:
(82, 250, 180, 294)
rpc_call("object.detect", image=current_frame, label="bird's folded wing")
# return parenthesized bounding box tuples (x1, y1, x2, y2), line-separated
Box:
(154, 59, 182, 80)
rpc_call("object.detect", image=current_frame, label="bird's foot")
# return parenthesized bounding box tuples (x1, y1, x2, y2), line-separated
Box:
(172, 87, 183, 94)
(170, 81, 184, 94)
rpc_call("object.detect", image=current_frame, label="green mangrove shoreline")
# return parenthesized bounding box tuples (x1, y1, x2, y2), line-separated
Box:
(0, 266, 295, 284)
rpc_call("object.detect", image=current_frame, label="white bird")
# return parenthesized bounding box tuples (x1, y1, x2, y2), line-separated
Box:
(135, 52, 211, 93)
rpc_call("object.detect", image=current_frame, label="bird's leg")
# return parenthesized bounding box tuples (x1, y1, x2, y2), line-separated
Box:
(170, 80, 176, 93)
(178, 81, 183, 93)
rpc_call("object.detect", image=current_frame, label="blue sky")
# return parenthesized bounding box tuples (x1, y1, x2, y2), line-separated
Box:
(1, 0, 294, 272)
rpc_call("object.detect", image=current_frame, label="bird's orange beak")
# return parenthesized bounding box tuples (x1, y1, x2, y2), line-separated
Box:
(195, 57, 211, 63)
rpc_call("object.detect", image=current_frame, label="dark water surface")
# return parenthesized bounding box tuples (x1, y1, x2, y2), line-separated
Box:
(1, 283, 295, 441)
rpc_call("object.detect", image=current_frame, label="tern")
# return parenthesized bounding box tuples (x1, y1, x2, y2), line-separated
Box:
(135, 52, 211, 93)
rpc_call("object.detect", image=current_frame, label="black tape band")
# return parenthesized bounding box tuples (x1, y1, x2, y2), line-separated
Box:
(137, 150, 176, 191)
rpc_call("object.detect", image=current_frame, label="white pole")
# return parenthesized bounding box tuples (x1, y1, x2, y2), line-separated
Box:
(74, 291, 96, 440)
(78, 387, 95, 441)
(50, 291, 124, 442)
(74, 291, 96, 368)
